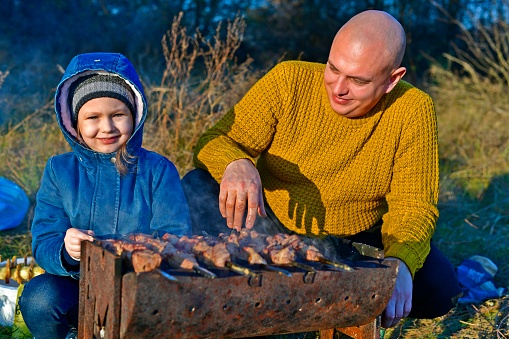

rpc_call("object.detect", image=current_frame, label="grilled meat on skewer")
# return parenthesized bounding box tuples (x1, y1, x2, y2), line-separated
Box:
(127, 234, 216, 278)
(246, 231, 347, 273)
(97, 231, 352, 277)
(278, 234, 354, 271)
(128, 234, 197, 270)
(218, 232, 292, 277)
(176, 235, 259, 277)
(176, 236, 229, 268)
(131, 250, 162, 273)
(218, 233, 267, 265)
(100, 239, 162, 273)
(161, 233, 180, 246)
(101, 240, 148, 256)
(227, 230, 296, 265)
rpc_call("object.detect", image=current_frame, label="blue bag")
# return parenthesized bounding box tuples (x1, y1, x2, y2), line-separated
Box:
(457, 255, 505, 304)
(0, 177, 29, 231)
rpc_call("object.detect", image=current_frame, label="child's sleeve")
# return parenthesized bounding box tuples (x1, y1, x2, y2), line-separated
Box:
(31, 158, 80, 278)
(149, 157, 192, 236)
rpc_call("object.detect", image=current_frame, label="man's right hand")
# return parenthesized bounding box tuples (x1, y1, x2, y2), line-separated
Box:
(219, 159, 267, 231)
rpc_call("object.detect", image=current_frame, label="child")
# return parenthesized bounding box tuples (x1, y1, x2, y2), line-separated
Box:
(18, 52, 192, 339)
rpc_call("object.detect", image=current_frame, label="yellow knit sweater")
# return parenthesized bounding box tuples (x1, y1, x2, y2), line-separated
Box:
(194, 61, 439, 276)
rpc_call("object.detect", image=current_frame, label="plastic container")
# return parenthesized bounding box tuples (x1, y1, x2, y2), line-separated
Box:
(0, 279, 18, 326)
(0, 177, 29, 231)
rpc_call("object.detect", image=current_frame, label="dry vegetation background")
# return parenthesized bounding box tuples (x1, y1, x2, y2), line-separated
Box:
(1, 11, 509, 339)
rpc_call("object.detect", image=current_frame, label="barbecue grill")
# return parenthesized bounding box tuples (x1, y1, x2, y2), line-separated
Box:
(78, 234, 398, 339)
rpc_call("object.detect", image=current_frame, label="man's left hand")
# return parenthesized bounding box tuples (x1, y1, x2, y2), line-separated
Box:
(381, 257, 412, 328)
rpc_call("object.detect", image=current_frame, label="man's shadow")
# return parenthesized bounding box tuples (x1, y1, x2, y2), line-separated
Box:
(260, 154, 326, 235)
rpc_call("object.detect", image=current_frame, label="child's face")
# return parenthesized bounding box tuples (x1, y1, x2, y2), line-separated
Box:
(77, 97, 134, 153)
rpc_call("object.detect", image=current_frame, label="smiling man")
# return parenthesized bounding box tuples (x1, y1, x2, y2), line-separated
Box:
(324, 12, 406, 119)
(183, 10, 461, 327)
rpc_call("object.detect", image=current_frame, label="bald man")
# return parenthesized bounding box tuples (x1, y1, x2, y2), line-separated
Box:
(183, 10, 461, 327)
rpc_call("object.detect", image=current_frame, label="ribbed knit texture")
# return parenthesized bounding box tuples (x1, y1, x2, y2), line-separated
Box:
(194, 61, 439, 276)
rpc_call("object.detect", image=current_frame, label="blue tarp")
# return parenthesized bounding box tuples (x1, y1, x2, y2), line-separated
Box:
(0, 177, 29, 231)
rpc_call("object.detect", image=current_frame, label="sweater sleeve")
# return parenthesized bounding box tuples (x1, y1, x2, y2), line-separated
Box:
(193, 63, 287, 182)
(381, 90, 439, 277)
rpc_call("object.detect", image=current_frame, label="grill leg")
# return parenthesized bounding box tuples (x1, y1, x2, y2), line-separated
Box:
(320, 316, 380, 339)
(320, 329, 335, 339)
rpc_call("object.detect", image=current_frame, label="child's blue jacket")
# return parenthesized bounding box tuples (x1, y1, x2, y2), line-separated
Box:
(31, 52, 192, 278)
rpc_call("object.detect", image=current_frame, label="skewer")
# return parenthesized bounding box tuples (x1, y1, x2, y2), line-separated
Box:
(159, 239, 218, 279)
(5, 259, 10, 284)
(290, 261, 316, 273)
(91, 236, 104, 247)
(192, 264, 216, 279)
(352, 242, 384, 260)
(225, 261, 259, 278)
(216, 234, 292, 278)
(155, 268, 179, 282)
(15, 264, 22, 284)
(26, 264, 34, 281)
(315, 257, 354, 272)
(288, 261, 317, 285)
(262, 264, 292, 277)
(269, 232, 355, 272)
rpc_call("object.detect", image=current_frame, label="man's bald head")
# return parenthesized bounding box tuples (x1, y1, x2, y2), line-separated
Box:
(324, 10, 408, 118)
(333, 10, 406, 71)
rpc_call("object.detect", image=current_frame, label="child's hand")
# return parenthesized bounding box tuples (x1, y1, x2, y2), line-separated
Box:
(64, 228, 95, 261)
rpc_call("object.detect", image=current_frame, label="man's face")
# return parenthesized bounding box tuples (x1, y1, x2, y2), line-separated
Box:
(323, 38, 394, 118)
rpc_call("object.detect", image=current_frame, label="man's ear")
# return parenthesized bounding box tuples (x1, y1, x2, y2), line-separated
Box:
(385, 67, 407, 93)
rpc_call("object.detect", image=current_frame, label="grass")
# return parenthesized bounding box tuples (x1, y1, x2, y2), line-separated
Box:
(1, 11, 509, 339)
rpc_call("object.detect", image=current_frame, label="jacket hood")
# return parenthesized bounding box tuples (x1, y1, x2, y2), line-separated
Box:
(54, 53, 147, 161)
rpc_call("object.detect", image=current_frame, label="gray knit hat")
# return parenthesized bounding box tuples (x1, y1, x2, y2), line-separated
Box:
(69, 74, 136, 127)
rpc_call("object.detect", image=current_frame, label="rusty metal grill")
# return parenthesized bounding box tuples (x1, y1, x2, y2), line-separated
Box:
(78, 238, 398, 339)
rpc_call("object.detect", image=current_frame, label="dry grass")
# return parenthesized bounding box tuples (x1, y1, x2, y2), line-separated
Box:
(428, 67, 509, 307)
(384, 295, 509, 338)
(1, 10, 509, 339)
(143, 12, 262, 175)
(0, 103, 68, 200)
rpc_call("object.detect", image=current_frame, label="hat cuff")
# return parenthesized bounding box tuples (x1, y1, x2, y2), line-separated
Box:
(73, 90, 136, 118)
(71, 74, 136, 126)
